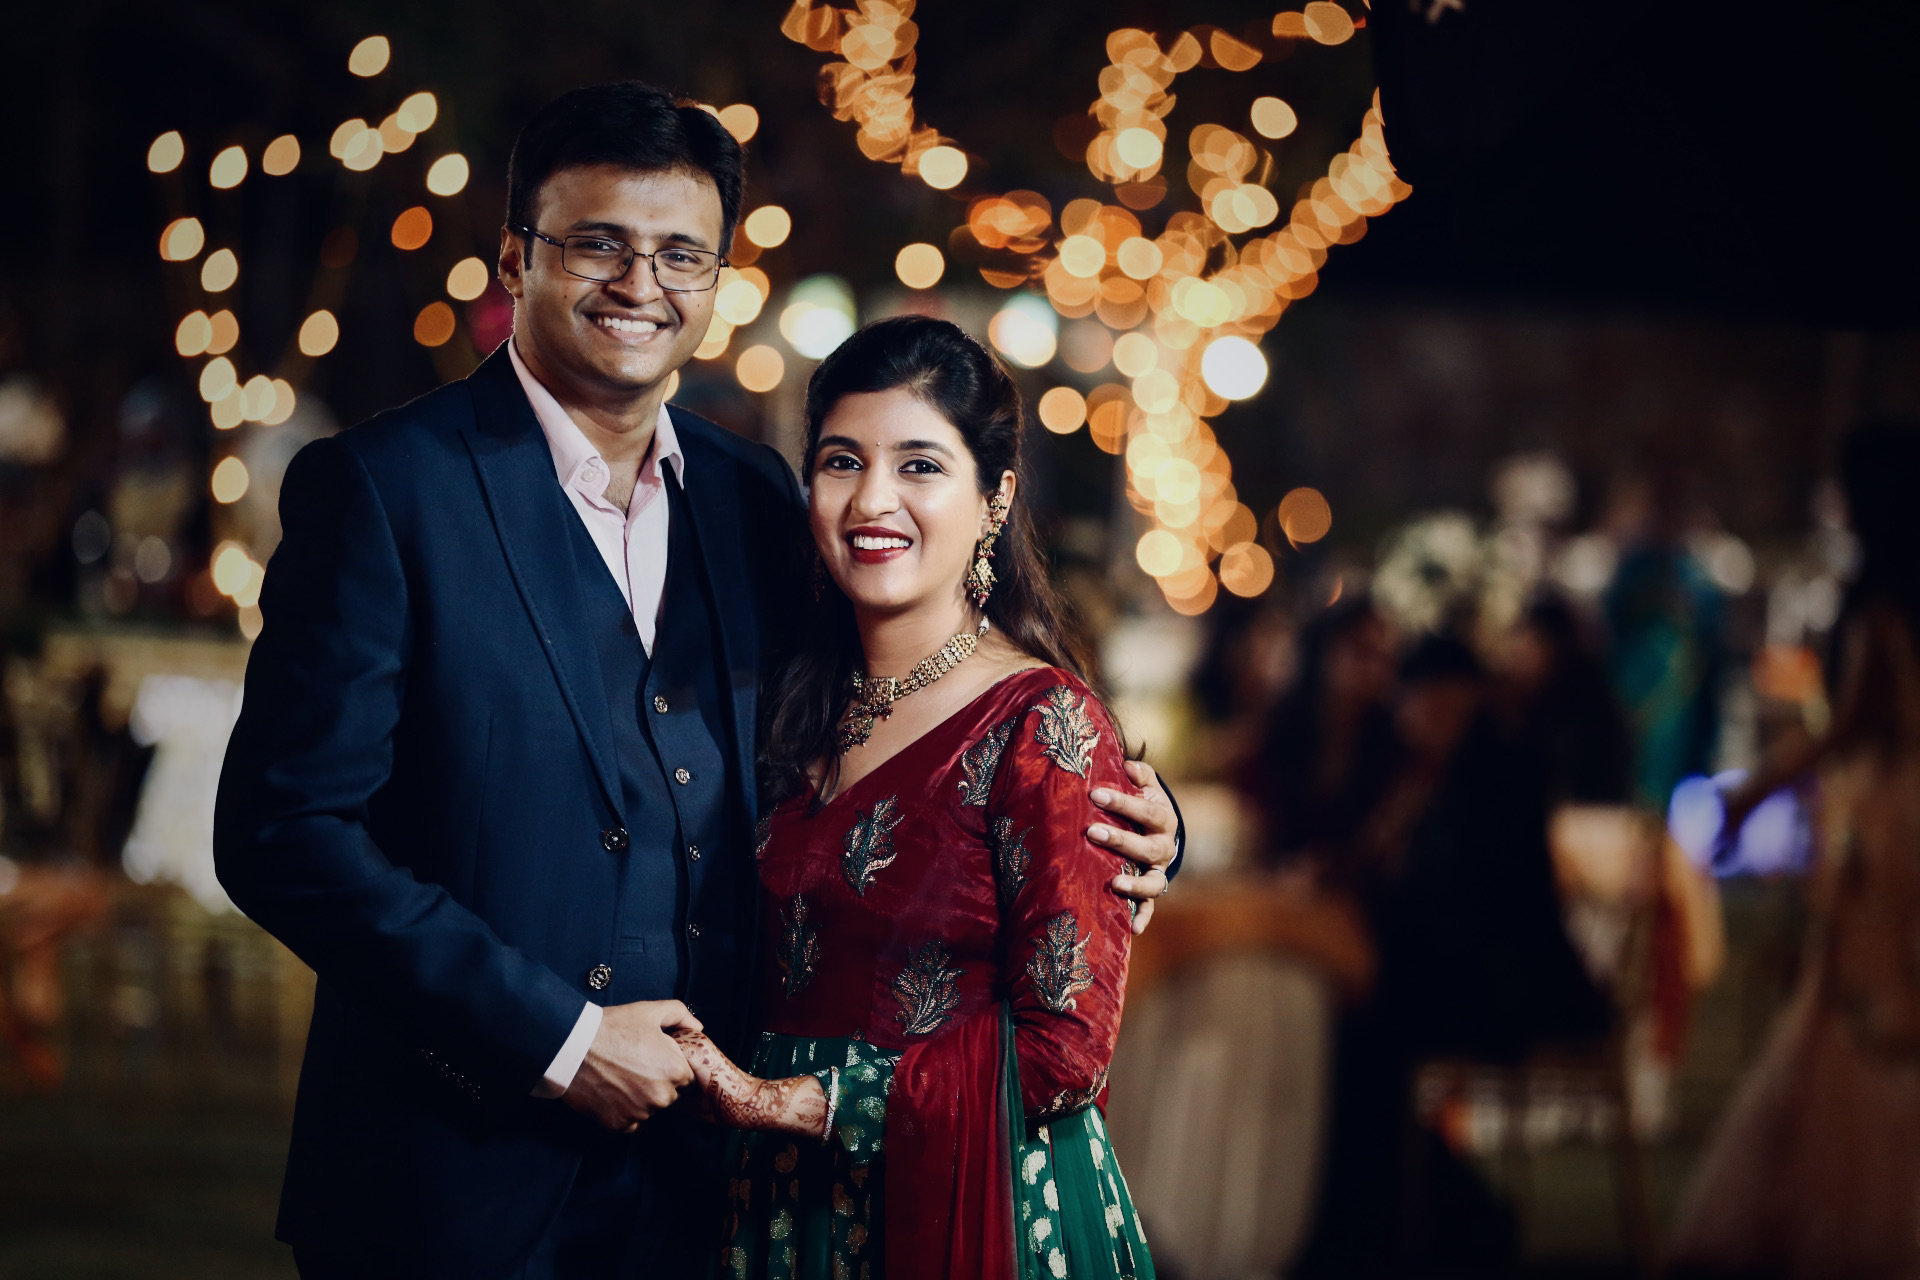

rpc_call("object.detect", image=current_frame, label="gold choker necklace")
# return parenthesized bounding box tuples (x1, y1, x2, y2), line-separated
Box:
(837, 619, 990, 753)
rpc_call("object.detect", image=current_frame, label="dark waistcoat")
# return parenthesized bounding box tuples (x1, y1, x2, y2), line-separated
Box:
(566, 471, 751, 1054)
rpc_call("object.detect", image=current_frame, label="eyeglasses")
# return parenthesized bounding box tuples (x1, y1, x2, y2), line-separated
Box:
(516, 227, 727, 292)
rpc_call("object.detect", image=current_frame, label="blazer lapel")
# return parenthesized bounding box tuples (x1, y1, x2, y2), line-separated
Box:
(669, 414, 760, 822)
(460, 350, 624, 815)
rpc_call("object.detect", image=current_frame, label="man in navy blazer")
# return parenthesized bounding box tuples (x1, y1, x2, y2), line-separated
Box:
(215, 82, 1179, 1279)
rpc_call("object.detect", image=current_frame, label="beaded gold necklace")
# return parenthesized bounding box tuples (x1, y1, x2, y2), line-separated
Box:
(837, 619, 990, 753)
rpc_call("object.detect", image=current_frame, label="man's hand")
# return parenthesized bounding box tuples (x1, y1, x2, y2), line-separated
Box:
(1089, 759, 1178, 935)
(561, 999, 701, 1133)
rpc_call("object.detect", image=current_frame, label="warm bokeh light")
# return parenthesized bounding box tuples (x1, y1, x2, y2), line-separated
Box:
(1037, 386, 1087, 434)
(695, 317, 734, 360)
(1131, 368, 1180, 414)
(263, 380, 297, 426)
(298, 310, 340, 357)
(210, 389, 245, 431)
(1111, 333, 1158, 378)
(425, 153, 470, 196)
(262, 134, 301, 176)
(210, 456, 250, 504)
(1251, 97, 1299, 139)
(159, 217, 205, 262)
(1115, 236, 1163, 280)
(238, 375, 273, 421)
(1114, 127, 1163, 170)
(1200, 336, 1268, 399)
(341, 126, 384, 171)
(413, 301, 457, 347)
(987, 299, 1058, 369)
(147, 131, 185, 174)
(198, 357, 237, 404)
(1219, 541, 1276, 597)
(390, 206, 433, 251)
(893, 243, 945, 289)
(735, 344, 786, 392)
(378, 114, 417, 154)
(209, 145, 248, 189)
(1135, 529, 1183, 577)
(1058, 234, 1106, 279)
(348, 35, 391, 77)
(200, 248, 239, 293)
(778, 301, 856, 361)
(715, 277, 766, 327)
(446, 257, 490, 302)
(1304, 2, 1356, 44)
(717, 103, 760, 143)
(329, 119, 368, 159)
(743, 205, 792, 248)
(207, 309, 239, 355)
(397, 92, 439, 133)
(175, 311, 212, 358)
(1277, 486, 1333, 544)
(918, 145, 967, 190)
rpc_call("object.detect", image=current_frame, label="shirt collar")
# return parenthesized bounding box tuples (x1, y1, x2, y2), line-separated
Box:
(507, 336, 685, 502)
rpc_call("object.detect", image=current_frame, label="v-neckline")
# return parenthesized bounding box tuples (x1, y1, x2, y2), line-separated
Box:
(808, 666, 1050, 810)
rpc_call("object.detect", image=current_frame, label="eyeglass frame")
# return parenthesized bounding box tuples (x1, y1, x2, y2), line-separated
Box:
(514, 226, 729, 292)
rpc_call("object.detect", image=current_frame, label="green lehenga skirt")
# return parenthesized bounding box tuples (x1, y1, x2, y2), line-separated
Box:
(719, 1016, 1155, 1279)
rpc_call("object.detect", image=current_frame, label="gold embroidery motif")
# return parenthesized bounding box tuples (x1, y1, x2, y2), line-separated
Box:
(891, 941, 963, 1036)
(990, 816, 1031, 907)
(1033, 685, 1100, 778)
(958, 715, 1018, 806)
(1026, 910, 1094, 1013)
(1037, 1068, 1109, 1120)
(777, 895, 819, 998)
(841, 796, 902, 896)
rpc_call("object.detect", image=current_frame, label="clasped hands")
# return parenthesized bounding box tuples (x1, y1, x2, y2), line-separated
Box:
(558, 998, 824, 1137)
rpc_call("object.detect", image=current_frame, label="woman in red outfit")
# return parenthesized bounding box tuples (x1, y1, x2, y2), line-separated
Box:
(672, 315, 1156, 1279)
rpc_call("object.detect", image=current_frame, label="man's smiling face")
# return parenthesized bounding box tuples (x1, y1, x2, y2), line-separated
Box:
(498, 164, 722, 413)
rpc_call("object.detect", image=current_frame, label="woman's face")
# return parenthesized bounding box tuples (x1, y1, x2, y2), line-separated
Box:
(809, 387, 1011, 621)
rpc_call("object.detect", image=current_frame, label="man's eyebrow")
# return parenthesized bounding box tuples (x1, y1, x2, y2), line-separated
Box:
(565, 221, 716, 251)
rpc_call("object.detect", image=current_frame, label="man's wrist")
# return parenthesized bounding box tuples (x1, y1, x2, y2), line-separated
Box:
(532, 1001, 603, 1098)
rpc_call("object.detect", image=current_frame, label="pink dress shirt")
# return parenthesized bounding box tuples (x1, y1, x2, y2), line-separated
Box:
(507, 338, 686, 1097)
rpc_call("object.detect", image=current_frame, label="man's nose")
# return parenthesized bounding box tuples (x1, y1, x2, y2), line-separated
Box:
(606, 252, 667, 303)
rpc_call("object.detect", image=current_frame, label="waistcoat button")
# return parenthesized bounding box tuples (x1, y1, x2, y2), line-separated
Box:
(674, 767, 692, 785)
(601, 827, 629, 853)
(653, 695, 670, 714)
(586, 964, 612, 991)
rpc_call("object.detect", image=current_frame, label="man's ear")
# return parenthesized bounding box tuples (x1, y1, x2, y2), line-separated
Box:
(497, 226, 525, 300)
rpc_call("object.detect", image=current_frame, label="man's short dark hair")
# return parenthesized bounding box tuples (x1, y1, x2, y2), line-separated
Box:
(506, 81, 745, 251)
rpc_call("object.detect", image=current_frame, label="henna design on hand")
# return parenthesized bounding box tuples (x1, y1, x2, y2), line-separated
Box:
(671, 1030, 828, 1138)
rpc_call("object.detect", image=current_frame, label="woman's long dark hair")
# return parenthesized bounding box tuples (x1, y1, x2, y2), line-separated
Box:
(760, 315, 1095, 804)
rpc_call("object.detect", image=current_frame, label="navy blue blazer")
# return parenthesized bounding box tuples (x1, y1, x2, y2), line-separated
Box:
(213, 347, 806, 1275)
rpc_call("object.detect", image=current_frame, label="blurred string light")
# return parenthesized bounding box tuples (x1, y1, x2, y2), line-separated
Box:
(147, 32, 481, 633)
(782, 2, 1409, 611)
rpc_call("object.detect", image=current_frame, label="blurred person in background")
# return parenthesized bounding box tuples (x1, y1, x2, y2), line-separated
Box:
(1668, 418, 1920, 1279)
(1494, 594, 1636, 807)
(1604, 468, 1730, 809)
(1239, 594, 1400, 883)
(1297, 633, 1610, 1276)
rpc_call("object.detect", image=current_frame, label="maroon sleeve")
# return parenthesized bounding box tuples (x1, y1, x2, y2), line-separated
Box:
(987, 679, 1136, 1119)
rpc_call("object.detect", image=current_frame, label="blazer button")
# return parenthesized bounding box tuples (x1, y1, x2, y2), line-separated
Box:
(687, 844, 701, 862)
(686, 922, 702, 940)
(601, 827, 629, 853)
(653, 695, 670, 714)
(674, 767, 692, 785)
(587, 964, 612, 991)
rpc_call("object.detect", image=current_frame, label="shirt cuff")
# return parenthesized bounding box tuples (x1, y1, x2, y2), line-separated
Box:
(531, 1001, 603, 1099)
